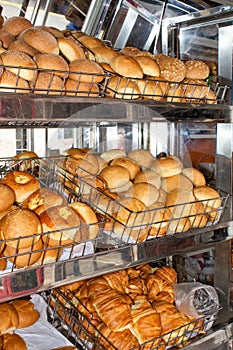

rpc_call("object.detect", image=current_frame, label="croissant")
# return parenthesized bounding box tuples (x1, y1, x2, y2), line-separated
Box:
(97, 323, 139, 349)
(154, 266, 178, 284)
(86, 277, 110, 298)
(125, 277, 147, 298)
(154, 284, 175, 304)
(104, 269, 129, 293)
(135, 263, 154, 279)
(145, 274, 169, 301)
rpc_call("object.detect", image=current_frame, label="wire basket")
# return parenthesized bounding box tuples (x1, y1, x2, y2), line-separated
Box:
(0, 156, 104, 275)
(56, 163, 229, 244)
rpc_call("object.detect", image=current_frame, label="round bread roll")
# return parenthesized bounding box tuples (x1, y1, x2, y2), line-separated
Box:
(131, 182, 159, 207)
(1, 333, 27, 350)
(106, 76, 140, 99)
(65, 79, 100, 97)
(156, 55, 186, 82)
(182, 167, 206, 187)
(69, 202, 99, 240)
(188, 201, 208, 228)
(3, 237, 43, 267)
(110, 157, 140, 180)
(0, 29, 15, 49)
(1, 170, 40, 203)
(193, 186, 221, 209)
(1, 50, 37, 82)
(99, 165, 131, 190)
(101, 149, 126, 163)
(151, 155, 183, 178)
(35, 25, 64, 39)
(134, 170, 161, 189)
(0, 183, 16, 212)
(205, 89, 217, 104)
(166, 84, 185, 103)
(149, 76, 171, 95)
(181, 79, 209, 100)
(8, 39, 39, 56)
(0, 252, 7, 271)
(99, 62, 115, 73)
(161, 173, 193, 193)
(0, 208, 42, 248)
(128, 149, 154, 169)
(92, 188, 119, 215)
(136, 79, 163, 101)
(120, 46, 142, 57)
(165, 188, 195, 218)
(31, 71, 64, 95)
(167, 217, 191, 234)
(91, 45, 119, 64)
(0, 70, 30, 94)
(109, 55, 143, 79)
(2, 16, 32, 36)
(69, 58, 105, 83)
(134, 56, 160, 77)
(0, 303, 19, 334)
(0, 204, 18, 221)
(19, 27, 59, 54)
(34, 53, 69, 78)
(39, 205, 82, 245)
(77, 34, 105, 49)
(185, 60, 210, 80)
(148, 202, 172, 236)
(65, 153, 99, 176)
(10, 299, 40, 328)
(110, 180, 133, 195)
(57, 37, 85, 62)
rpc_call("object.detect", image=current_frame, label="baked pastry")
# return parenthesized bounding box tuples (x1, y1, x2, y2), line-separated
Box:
(0, 303, 19, 334)
(0, 333, 27, 350)
(128, 149, 154, 169)
(97, 323, 139, 349)
(0, 184, 16, 212)
(109, 54, 143, 79)
(2, 16, 32, 36)
(104, 270, 129, 293)
(10, 299, 40, 328)
(19, 27, 59, 54)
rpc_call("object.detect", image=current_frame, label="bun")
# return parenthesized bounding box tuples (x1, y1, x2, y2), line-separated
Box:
(77, 35, 104, 49)
(0, 252, 7, 271)
(193, 186, 221, 209)
(65, 79, 99, 97)
(156, 55, 186, 82)
(109, 55, 143, 79)
(1, 50, 37, 82)
(167, 217, 191, 233)
(0, 208, 42, 248)
(91, 45, 119, 64)
(31, 72, 64, 95)
(0, 30, 15, 48)
(0, 70, 30, 93)
(35, 25, 64, 39)
(128, 149, 154, 169)
(110, 157, 140, 180)
(165, 188, 195, 218)
(10, 299, 40, 328)
(101, 149, 126, 163)
(1, 170, 40, 203)
(8, 39, 39, 56)
(120, 46, 142, 57)
(188, 201, 208, 228)
(106, 76, 140, 99)
(182, 167, 206, 187)
(148, 202, 171, 237)
(34, 246, 62, 265)
(151, 156, 183, 178)
(185, 60, 210, 80)
(2, 16, 32, 36)
(131, 182, 159, 207)
(134, 170, 161, 188)
(134, 56, 160, 77)
(99, 62, 115, 73)
(0, 183, 16, 212)
(161, 173, 193, 193)
(19, 27, 59, 54)
(57, 37, 85, 62)
(69, 58, 105, 83)
(13, 151, 38, 160)
(65, 152, 99, 176)
(182, 79, 209, 100)
(0, 303, 19, 334)
(166, 84, 185, 102)
(1, 333, 27, 350)
(136, 79, 163, 101)
(34, 53, 69, 78)
(99, 165, 130, 190)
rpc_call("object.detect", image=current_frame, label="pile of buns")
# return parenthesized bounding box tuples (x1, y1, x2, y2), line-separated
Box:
(60, 147, 223, 243)
(0, 151, 100, 270)
(57, 264, 204, 349)
(0, 298, 40, 349)
(0, 15, 218, 103)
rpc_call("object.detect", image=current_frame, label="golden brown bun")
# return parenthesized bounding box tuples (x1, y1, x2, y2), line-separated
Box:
(109, 54, 143, 79)
(188, 201, 208, 228)
(1, 170, 40, 203)
(39, 204, 82, 245)
(0, 205, 18, 221)
(150, 76, 171, 95)
(34, 246, 62, 265)
(99, 165, 130, 190)
(69, 202, 99, 240)
(19, 27, 59, 54)
(0, 183, 16, 212)
(13, 151, 38, 160)
(193, 186, 221, 209)
(167, 217, 191, 233)
(110, 157, 140, 180)
(3, 237, 43, 267)
(0, 252, 7, 271)
(35, 25, 64, 39)
(31, 72, 64, 95)
(161, 173, 193, 193)
(120, 46, 142, 57)
(1, 50, 37, 82)
(65, 152, 99, 176)
(165, 188, 195, 218)
(106, 76, 140, 99)
(57, 37, 85, 62)
(134, 55, 160, 77)
(128, 149, 154, 169)
(65, 79, 99, 97)
(77, 35, 105, 49)
(34, 53, 69, 78)
(151, 156, 183, 178)
(69, 58, 104, 83)
(0, 70, 30, 93)
(156, 55, 186, 82)
(114, 197, 150, 227)
(182, 167, 206, 187)
(91, 45, 119, 64)
(100, 149, 126, 163)
(9, 37, 38, 56)
(148, 202, 171, 237)
(0, 303, 19, 334)
(131, 182, 159, 207)
(22, 187, 65, 213)
(136, 79, 163, 101)
(99, 62, 115, 73)
(205, 89, 217, 104)
(134, 170, 161, 188)
(0, 30, 15, 49)
(2, 16, 32, 36)
(1, 333, 27, 350)
(185, 60, 210, 80)
(10, 299, 40, 328)
(0, 208, 42, 248)
(166, 84, 185, 103)
(181, 79, 209, 100)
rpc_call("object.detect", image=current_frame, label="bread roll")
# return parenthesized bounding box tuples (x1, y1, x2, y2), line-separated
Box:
(193, 186, 221, 209)
(134, 55, 160, 77)
(91, 45, 119, 64)
(65, 152, 99, 176)
(161, 173, 193, 193)
(99, 165, 131, 190)
(151, 155, 183, 178)
(69, 58, 105, 83)
(165, 188, 195, 218)
(0, 29, 15, 49)
(1, 170, 40, 203)
(109, 55, 143, 79)
(134, 170, 161, 188)
(34, 246, 63, 265)
(77, 35, 105, 50)
(131, 182, 159, 207)
(65, 79, 100, 97)
(10, 299, 40, 328)
(35, 25, 64, 39)
(156, 55, 186, 82)
(1, 333, 27, 350)
(0, 183, 16, 212)
(57, 37, 85, 62)
(0, 70, 30, 94)
(34, 53, 69, 78)
(182, 167, 206, 187)
(167, 217, 191, 234)
(120, 46, 142, 57)
(148, 202, 172, 236)
(19, 27, 59, 54)
(110, 157, 140, 180)
(2, 16, 32, 36)
(1, 50, 37, 82)
(166, 84, 185, 102)
(128, 149, 154, 169)
(185, 60, 210, 80)
(0, 303, 19, 334)
(188, 201, 208, 228)
(0, 208, 42, 248)
(137, 79, 163, 101)
(205, 89, 217, 104)
(182, 79, 209, 100)
(8, 38, 38, 56)
(100, 149, 126, 163)
(31, 72, 64, 95)
(106, 76, 141, 99)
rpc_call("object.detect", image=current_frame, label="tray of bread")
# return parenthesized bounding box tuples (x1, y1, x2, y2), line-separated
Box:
(0, 16, 231, 104)
(46, 263, 220, 350)
(57, 147, 229, 244)
(0, 152, 104, 275)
